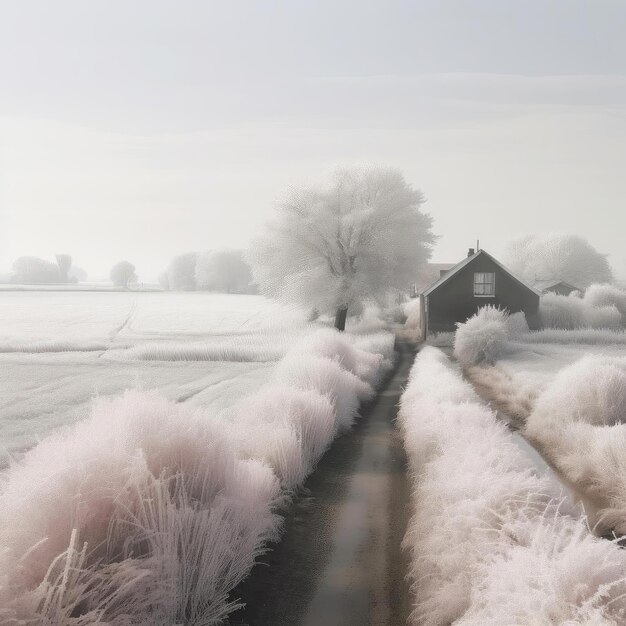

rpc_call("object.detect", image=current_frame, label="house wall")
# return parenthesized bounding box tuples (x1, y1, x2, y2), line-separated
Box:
(426, 254, 540, 333)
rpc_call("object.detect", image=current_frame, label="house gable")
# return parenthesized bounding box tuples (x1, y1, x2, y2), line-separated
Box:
(421, 250, 541, 335)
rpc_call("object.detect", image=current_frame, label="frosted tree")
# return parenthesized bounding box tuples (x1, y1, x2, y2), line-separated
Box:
(68, 266, 88, 282)
(165, 252, 198, 291)
(503, 234, 613, 289)
(248, 167, 434, 330)
(196, 250, 254, 293)
(110, 261, 137, 288)
(55, 254, 72, 282)
(12, 256, 60, 283)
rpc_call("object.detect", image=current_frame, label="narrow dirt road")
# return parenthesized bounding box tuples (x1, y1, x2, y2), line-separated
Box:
(229, 339, 416, 626)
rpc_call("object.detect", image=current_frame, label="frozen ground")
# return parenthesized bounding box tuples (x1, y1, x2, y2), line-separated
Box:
(0, 291, 310, 464)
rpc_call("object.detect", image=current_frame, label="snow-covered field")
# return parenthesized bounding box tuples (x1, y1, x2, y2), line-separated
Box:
(0, 290, 395, 623)
(0, 291, 310, 464)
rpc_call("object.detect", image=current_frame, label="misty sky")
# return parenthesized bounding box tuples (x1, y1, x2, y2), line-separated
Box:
(1, 0, 626, 281)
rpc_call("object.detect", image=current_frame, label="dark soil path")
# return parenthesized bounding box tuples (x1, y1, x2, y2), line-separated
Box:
(228, 339, 416, 626)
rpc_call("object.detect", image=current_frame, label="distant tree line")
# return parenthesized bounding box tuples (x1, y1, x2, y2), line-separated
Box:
(159, 250, 257, 294)
(5, 249, 257, 295)
(8, 255, 88, 284)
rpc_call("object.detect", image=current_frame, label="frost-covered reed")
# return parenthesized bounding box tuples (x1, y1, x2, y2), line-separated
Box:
(121, 338, 286, 362)
(516, 327, 626, 345)
(398, 346, 626, 625)
(0, 327, 392, 624)
(0, 339, 111, 353)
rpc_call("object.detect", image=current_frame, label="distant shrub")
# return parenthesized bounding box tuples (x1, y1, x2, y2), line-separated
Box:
(539, 292, 622, 330)
(454, 305, 509, 366)
(584, 284, 626, 324)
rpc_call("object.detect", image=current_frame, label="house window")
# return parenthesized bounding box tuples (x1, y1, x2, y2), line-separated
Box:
(474, 272, 495, 296)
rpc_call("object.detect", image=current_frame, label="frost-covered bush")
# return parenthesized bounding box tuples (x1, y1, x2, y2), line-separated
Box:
(0, 327, 393, 624)
(398, 347, 626, 626)
(539, 292, 622, 330)
(231, 386, 336, 490)
(505, 310, 529, 337)
(403, 298, 420, 330)
(456, 517, 626, 625)
(274, 354, 373, 431)
(290, 327, 393, 387)
(526, 355, 626, 534)
(585, 284, 626, 324)
(453, 305, 509, 366)
(528, 356, 626, 431)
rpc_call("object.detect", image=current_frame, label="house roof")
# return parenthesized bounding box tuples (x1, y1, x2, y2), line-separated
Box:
(532, 279, 580, 293)
(421, 249, 541, 297)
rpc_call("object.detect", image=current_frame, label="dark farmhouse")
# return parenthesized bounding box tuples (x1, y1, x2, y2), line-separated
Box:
(419, 248, 540, 336)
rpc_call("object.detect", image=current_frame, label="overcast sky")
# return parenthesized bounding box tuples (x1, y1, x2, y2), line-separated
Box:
(2, 0, 626, 280)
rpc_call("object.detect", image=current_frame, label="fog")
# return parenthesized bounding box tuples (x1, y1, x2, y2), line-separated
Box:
(2, 0, 626, 280)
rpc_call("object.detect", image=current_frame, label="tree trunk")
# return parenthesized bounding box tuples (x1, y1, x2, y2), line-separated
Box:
(334, 305, 348, 331)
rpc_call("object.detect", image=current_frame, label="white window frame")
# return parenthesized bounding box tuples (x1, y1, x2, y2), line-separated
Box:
(474, 272, 496, 297)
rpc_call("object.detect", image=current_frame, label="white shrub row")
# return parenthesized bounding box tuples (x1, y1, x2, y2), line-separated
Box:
(398, 346, 626, 625)
(0, 327, 393, 624)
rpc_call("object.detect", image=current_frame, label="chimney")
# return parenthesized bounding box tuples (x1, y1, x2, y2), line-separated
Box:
(468, 248, 475, 257)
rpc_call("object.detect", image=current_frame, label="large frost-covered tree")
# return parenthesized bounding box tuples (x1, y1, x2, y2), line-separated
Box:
(503, 234, 613, 289)
(249, 167, 434, 330)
